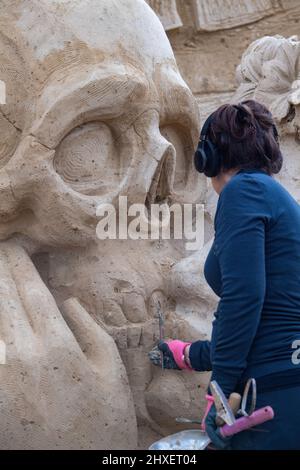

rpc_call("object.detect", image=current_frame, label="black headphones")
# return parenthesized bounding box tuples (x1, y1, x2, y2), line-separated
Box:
(194, 113, 222, 177)
(194, 105, 279, 178)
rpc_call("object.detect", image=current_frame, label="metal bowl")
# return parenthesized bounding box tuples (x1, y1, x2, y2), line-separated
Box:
(149, 429, 210, 450)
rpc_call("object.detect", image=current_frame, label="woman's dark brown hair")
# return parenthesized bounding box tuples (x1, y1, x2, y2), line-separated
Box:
(209, 100, 283, 175)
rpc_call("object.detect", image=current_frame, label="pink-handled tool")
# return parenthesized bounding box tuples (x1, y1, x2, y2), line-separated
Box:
(220, 406, 274, 437)
(201, 394, 215, 431)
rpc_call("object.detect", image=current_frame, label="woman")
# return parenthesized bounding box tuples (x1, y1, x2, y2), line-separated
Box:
(149, 100, 300, 450)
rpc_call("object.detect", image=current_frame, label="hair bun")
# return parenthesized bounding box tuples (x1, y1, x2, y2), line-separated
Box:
(233, 104, 252, 123)
(232, 104, 256, 139)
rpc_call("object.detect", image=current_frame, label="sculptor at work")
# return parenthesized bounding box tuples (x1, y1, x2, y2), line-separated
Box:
(150, 100, 300, 450)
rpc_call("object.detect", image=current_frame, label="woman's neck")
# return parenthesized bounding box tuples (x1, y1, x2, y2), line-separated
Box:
(211, 168, 239, 195)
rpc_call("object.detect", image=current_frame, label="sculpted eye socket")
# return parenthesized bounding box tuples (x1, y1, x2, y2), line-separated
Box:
(160, 125, 193, 193)
(54, 121, 121, 195)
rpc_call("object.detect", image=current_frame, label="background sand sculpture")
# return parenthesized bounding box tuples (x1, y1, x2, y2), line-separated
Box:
(0, 0, 299, 449)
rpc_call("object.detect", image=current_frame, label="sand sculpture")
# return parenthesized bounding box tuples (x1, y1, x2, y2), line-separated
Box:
(0, 0, 299, 451)
(192, 0, 280, 32)
(234, 35, 300, 201)
(146, 0, 183, 31)
(148, 1, 281, 33)
(0, 0, 213, 449)
(152, 1, 300, 103)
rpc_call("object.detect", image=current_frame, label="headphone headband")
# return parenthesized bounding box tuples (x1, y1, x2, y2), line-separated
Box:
(200, 114, 214, 141)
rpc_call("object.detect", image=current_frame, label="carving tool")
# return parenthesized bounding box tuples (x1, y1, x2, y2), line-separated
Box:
(215, 392, 241, 427)
(149, 380, 274, 450)
(210, 380, 236, 425)
(156, 300, 164, 370)
(175, 417, 202, 425)
(210, 380, 274, 438)
(238, 378, 257, 417)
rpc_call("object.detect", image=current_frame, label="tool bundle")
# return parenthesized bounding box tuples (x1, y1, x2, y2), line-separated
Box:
(149, 378, 274, 450)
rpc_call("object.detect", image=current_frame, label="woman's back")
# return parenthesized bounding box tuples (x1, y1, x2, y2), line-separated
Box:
(205, 168, 300, 390)
(150, 100, 300, 449)
(245, 170, 300, 378)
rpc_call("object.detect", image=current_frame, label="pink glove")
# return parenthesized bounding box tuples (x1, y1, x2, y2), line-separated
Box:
(149, 339, 192, 370)
(164, 340, 193, 370)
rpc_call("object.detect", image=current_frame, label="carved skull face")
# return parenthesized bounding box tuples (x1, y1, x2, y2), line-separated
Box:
(0, 0, 202, 247)
(0, 1, 210, 443)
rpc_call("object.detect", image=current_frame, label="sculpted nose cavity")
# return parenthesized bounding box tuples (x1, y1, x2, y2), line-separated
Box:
(121, 109, 176, 205)
(145, 141, 176, 209)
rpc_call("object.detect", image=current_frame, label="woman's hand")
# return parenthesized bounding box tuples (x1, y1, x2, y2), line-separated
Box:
(148, 339, 192, 370)
(205, 404, 232, 450)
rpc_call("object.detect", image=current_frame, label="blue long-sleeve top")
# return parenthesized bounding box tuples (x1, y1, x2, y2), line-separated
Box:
(189, 168, 300, 396)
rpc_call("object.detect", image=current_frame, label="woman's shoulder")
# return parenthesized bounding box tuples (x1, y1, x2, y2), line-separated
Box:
(216, 170, 300, 230)
(215, 171, 276, 226)
(219, 170, 271, 202)
(222, 170, 295, 207)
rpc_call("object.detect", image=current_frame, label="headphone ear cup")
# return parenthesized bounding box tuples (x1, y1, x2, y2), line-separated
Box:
(194, 145, 207, 173)
(203, 140, 222, 177)
(194, 113, 223, 177)
(194, 139, 222, 177)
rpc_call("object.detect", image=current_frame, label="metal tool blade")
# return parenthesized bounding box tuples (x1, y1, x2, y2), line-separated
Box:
(175, 417, 202, 424)
(156, 300, 164, 370)
(210, 380, 236, 426)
